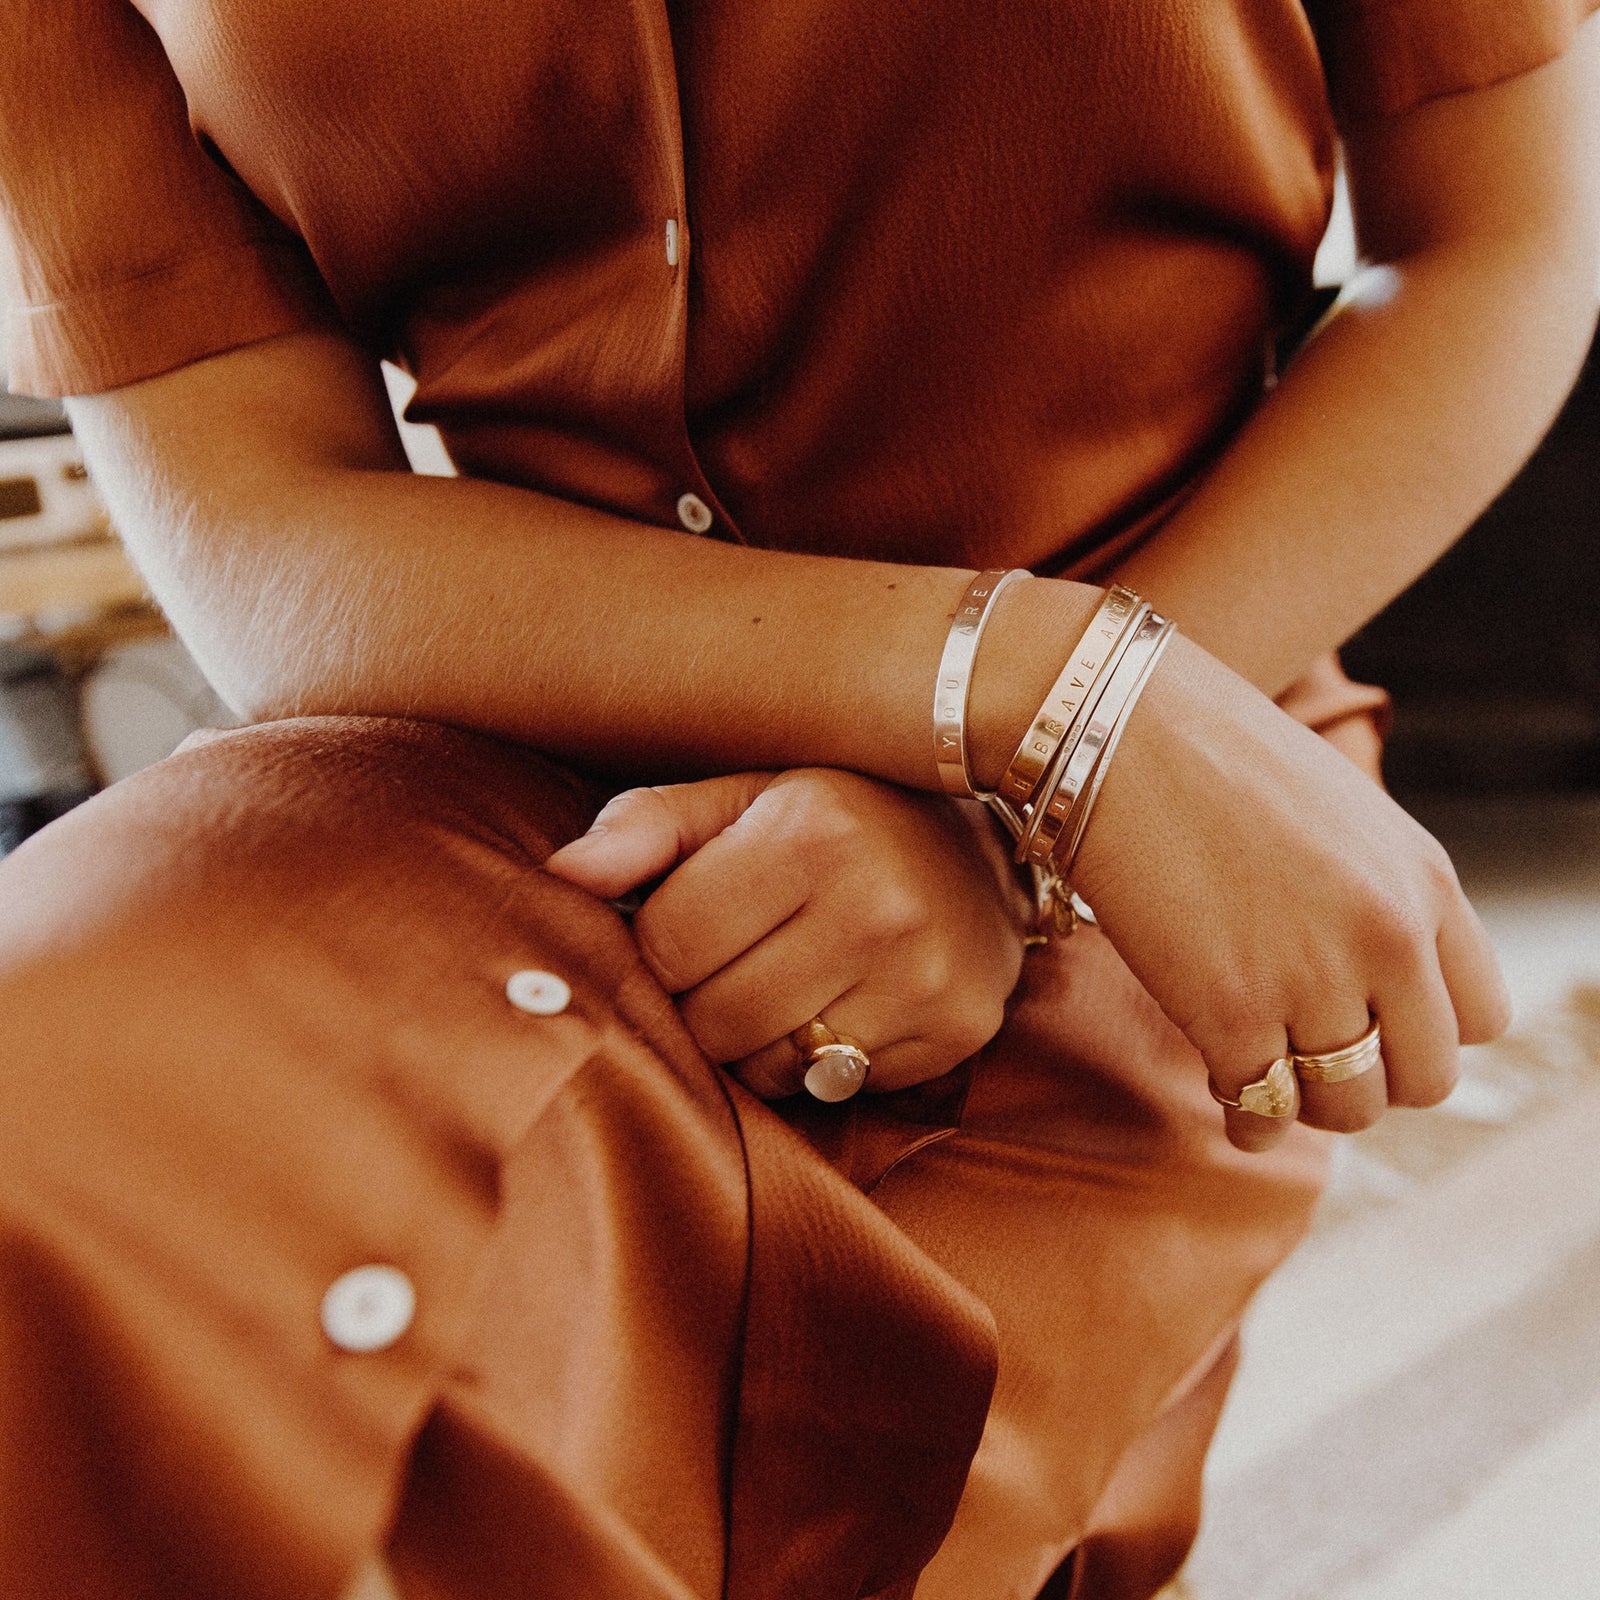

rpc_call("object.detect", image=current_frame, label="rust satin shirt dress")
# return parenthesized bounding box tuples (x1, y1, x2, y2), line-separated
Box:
(0, 3, 1593, 1598)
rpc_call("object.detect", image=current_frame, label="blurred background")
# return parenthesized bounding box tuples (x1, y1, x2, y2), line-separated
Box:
(2, 185, 1598, 1600)
(0, 338, 451, 855)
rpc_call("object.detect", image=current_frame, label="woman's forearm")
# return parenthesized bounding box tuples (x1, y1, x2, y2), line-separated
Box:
(67, 332, 1099, 791)
(1114, 244, 1596, 695)
(70, 27, 1597, 785)
(1116, 22, 1600, 695)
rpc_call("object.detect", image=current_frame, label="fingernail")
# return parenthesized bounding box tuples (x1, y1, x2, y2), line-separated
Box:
(583, 798, 631, 834)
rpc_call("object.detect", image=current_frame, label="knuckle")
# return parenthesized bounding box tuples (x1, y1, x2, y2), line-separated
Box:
(1391, 1062, 1458, 1110)
(1467, 986, 1515, 1048)
(1416, 837, 1464, 902)
(1226, 1117, 1292, 1156)
(679, 1001, 738, 1066)
(866, 881, 930, 941)
(601, 785, 676, 843)
(902, 944, 956, 1005)
(952, 995, 1007, 1059)
(885, 1040, 959, 1089)
(1201, 973, 1279, 1045)
(1353, 887, 1431, 970)
(730, 1052, 800, 1101)
(596, 785, 655, 822)
(1299, 1096, 1383, 1135)
(769, 778, 859, 856)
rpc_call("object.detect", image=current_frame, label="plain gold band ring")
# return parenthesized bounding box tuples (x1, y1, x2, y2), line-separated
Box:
(1292, 1019, 1383, 1085)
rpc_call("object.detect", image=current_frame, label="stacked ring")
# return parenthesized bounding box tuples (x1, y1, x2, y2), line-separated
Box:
(792, 1019, 872, 1103)
(1293, 1020, 1383, 1084)
(1207, 1021, 1384, 1122)
(1206, 1056, 1298, 1118)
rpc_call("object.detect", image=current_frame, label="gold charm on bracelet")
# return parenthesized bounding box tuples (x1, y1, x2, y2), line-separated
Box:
(1023, 870, 1083, 948)
(1041, 873, 1080, 938)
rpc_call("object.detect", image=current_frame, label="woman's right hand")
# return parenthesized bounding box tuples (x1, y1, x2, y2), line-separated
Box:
(1068, 631, 1511, 1152)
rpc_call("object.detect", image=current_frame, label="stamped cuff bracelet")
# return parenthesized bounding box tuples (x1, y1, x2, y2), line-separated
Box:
(932, 568, 1030, 798)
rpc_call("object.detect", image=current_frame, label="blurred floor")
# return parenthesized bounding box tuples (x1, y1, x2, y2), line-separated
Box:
(1164, 793, 1600, 1600)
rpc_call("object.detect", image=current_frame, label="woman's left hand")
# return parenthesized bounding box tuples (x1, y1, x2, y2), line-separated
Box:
(544, 769, 1032, 1097)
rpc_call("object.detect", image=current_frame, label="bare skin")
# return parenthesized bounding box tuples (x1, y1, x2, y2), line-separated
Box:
(549, 769, 1037, 1096)
(69, 24, 1599, 1149)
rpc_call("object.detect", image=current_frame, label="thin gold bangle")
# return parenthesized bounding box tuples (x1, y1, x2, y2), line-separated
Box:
(995, 584, 1140, 807)
(1014, 601, 1151, 866)
(1025, 606, 1167, 870)
(1050, 615, 1175, 881)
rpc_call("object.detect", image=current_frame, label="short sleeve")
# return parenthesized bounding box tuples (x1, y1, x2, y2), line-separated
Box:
(1307, 0, 1600, 123)
(0, 0, 332, 397)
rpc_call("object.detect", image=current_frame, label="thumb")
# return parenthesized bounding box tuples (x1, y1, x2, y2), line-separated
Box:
(545, 771, 777, 899)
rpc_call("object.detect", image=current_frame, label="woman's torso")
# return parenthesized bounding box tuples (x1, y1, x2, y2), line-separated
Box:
(137, 0, 1338, 569)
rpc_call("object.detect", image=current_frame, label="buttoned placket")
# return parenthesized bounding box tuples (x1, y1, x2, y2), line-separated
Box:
(632, 0, 746, 547)
(315, 963, 582, 1357)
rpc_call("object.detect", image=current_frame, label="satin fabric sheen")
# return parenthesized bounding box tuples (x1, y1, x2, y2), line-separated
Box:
(2, 714, 1337, 1600)
(2, 2, 1596, 1596)
(4, 0, 1596, 569)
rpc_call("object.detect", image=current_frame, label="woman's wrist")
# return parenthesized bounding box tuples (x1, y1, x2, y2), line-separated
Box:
(939, 575, 1170, 946)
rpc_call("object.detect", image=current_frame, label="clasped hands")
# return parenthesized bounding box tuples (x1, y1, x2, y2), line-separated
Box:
(547, 633, 1511, 1153)
(548, 767, 1032, 1099)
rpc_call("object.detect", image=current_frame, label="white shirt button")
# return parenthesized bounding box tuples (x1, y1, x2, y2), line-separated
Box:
(664, 217, 680, 267)
(321, 1265, 416, 1353)
(676, 492, 713, 534)
(506, 968, 572, 1015)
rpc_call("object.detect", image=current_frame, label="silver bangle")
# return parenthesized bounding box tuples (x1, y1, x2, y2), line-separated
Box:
(932, 568, 1029, 797)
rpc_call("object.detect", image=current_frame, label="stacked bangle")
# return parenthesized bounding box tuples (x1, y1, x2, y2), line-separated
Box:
(932, 572, 1176, 943)
(995, 584, 1140, 810)
(932, 569, 1029, 797)
(1050, 610, 1173, 881)
(1013, 597, 1152, 868)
